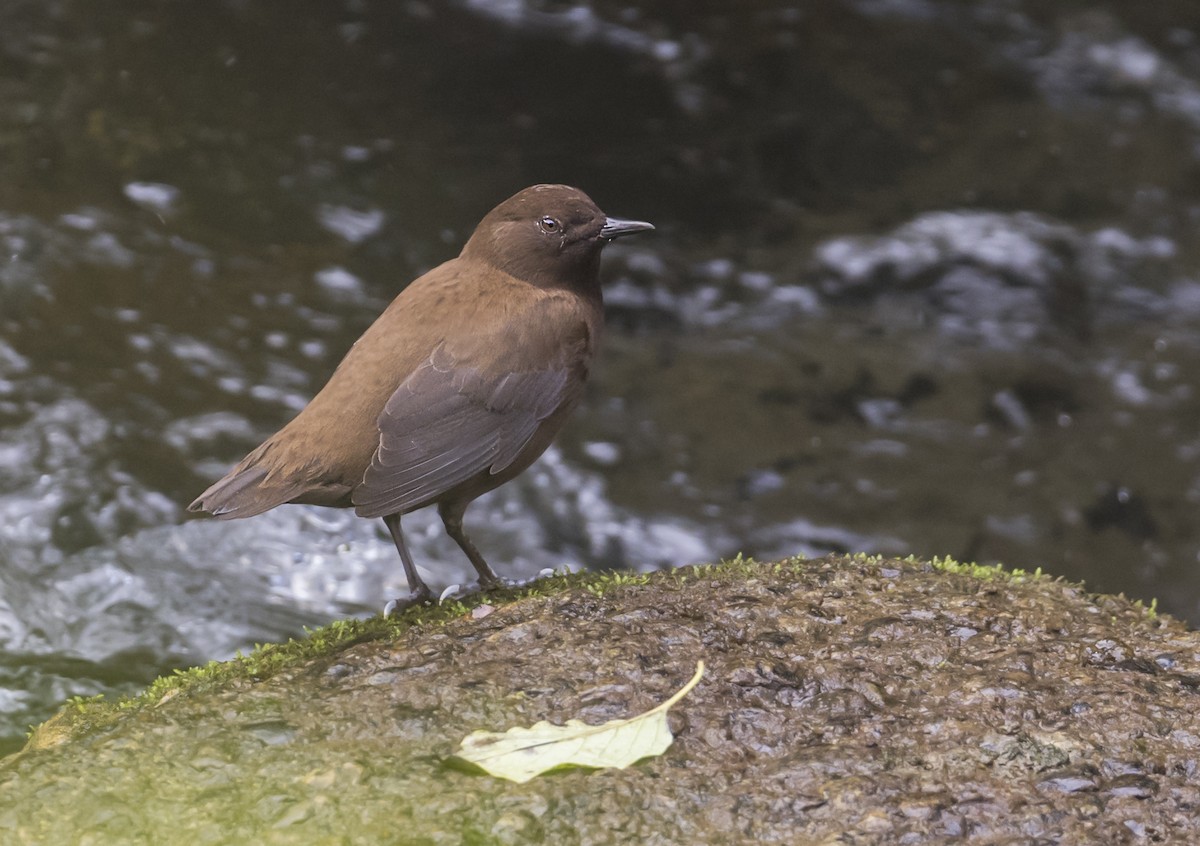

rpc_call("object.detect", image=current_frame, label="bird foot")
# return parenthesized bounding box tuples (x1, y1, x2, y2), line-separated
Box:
(389, 569, 565, 613)
(495, 567, 563, 591)
(382, 584, 435, 617)
(434, 580, 501, 604)
(436, 568, 562, 603)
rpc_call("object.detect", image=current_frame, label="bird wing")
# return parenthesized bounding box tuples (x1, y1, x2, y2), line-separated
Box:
(351, 340, 579, 519)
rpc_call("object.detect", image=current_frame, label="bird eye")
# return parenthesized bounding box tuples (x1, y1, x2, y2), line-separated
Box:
(538, 216, 560, 233)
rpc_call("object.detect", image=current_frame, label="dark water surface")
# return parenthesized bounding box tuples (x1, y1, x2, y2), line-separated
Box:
(3, 0, 1200, 750)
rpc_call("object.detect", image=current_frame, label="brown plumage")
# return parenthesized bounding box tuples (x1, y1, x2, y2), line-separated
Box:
(189, 184, 653, 606)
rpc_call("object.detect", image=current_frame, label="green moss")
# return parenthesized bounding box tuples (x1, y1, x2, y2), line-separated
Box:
(22, 564, 726, 751)
(1131, 596, 1159, 621)
(926, 554, 1047, 583)
(6, 550, 1193, 843)
(21, 552, 1134, 754)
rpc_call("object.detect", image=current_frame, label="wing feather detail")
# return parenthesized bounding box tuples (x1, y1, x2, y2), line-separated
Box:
(352, 344, 575, 519)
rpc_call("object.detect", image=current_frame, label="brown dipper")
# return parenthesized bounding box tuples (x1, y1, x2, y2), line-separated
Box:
(189, 184, 653, 607)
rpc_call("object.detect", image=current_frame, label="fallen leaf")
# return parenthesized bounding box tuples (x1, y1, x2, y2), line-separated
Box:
(453, 661, 705, 783)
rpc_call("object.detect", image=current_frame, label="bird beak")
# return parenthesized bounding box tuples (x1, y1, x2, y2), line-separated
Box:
(600, 217, 655, 240)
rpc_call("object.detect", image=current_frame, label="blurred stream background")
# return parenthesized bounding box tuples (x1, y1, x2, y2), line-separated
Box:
(3, 0, 1200, 752)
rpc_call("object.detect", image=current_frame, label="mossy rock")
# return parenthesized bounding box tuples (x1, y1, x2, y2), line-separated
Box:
(3, 555, 1198, 844)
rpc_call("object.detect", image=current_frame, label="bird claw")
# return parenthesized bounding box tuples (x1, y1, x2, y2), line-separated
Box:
(436, 575, 526, 604)
(382, 584, 435, 617)
(388, 568, 567, 615)
(436, 580, 494, 603)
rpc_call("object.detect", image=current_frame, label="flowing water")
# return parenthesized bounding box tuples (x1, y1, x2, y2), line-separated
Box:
(3, 0, 1200, 751)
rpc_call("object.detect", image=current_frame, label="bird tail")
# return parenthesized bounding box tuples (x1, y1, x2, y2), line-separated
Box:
(188, 441, 305, 520)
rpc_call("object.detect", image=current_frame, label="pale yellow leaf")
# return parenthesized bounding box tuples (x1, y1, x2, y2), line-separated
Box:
(453, 661, 705, 783)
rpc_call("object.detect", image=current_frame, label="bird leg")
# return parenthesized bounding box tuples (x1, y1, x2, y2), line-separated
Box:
(382, 513, 434, 611)
(438, 501, 502, 588)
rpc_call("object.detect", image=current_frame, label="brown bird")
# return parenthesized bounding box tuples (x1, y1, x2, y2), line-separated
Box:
(189, 184, 653, 608)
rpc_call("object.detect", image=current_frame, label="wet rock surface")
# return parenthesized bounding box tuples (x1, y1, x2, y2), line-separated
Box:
(4, 555, 1200, 844)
